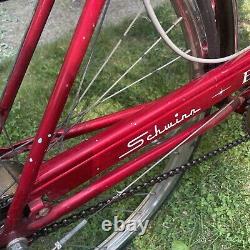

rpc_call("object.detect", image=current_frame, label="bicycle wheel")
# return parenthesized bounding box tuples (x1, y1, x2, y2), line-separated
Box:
(0, 0, 237, 249)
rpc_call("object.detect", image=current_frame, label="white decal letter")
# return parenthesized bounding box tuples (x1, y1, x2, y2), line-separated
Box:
(119, 132, 148, 159)
(243, 70, 250, 84)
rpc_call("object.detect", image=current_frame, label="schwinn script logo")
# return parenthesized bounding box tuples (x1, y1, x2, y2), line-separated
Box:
(119, 107, 201, 159)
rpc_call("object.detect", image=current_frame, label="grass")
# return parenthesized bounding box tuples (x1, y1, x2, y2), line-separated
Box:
(132, 114, 250, 249)
(0, 1, 250, 250)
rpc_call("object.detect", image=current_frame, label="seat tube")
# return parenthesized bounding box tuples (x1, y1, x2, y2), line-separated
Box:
(4, 0, 107, 234)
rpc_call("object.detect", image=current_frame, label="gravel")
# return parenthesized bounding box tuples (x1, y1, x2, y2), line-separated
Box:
(0, 0, 164, 62)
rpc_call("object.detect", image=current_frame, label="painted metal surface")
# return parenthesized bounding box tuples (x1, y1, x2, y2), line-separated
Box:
(0, 103, 147, 158)
(0, 0, 249, 246)
(26, 96, 245, 231)
(30, 51, 250, 201)
(0, 50, 249, 246)
(3, 0, 107, 237)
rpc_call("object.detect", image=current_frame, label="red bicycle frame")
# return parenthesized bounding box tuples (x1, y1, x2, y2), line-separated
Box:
(0, 0, 250, 245)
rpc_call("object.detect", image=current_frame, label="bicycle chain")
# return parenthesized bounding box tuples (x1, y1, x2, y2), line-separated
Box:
(31, 133, 250, 240)
(1, 130, 250, 242)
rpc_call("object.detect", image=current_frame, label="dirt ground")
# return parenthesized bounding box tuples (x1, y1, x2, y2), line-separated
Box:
(0, 0, 164, 62)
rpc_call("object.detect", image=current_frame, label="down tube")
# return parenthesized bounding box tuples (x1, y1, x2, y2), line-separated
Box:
(4, 0, 107, 234)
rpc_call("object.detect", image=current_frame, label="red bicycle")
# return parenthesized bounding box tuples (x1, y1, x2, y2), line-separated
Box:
(0, 0, 249, 249)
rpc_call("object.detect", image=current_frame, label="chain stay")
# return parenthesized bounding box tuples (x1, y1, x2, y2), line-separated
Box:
(23, 133, 249, 240)
(0, 134, 249, 240)
(0, 134, 249, 241)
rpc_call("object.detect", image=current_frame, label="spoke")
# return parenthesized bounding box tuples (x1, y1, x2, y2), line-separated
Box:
(48, 0, 133, 155)
(47, 6, 144, 152)
(56, 0, 112, 146)
(52, 219, 88, 250)
(101, 49, 190, 103)
(73, 17, 183, 121)
(2, 127, 21, 165)
(0, 140, 31, 160)
(78, 7, 144, 103)
(117, 100, 235, 194)
(46, 16, 183, 153)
